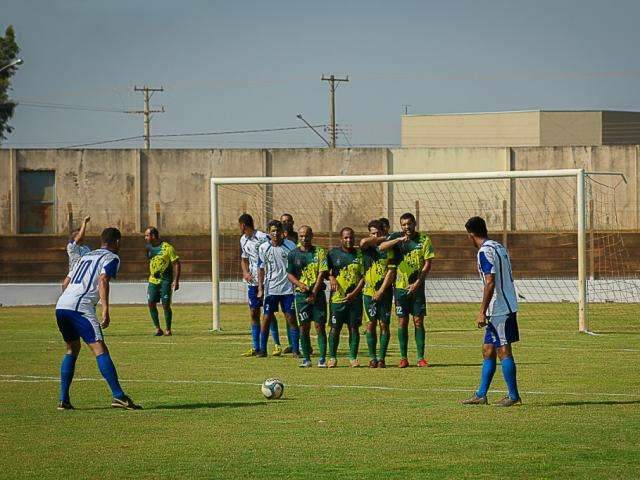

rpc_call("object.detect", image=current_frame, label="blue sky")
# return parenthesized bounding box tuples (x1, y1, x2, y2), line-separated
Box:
(3, 0, 640, 148)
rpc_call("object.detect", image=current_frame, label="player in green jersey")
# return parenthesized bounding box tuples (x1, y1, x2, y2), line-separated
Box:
(359, 219, 396, 368)
(326, 227, 365, 368)
(286, 226, 328, 368)
(144, 227, 181, 336)
(380, 213, 435, 368)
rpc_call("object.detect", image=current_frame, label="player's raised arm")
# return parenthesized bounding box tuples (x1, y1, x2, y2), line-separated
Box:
(379, 233, 404, 252)
(359, 235, 385, 249)
(74, 216, 90, 244)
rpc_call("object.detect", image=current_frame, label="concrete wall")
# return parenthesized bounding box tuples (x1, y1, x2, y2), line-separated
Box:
(1, 146, 638, 235)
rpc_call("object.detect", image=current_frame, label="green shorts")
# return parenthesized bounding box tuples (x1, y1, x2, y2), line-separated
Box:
(330, 296, 363, 328)
(394, 288, 426, 318)
(294, 292, 327, 325)
(148, 280, 173, 305)
(363, 293, 393, 324)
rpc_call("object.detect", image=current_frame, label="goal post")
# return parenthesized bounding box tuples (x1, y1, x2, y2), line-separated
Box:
(210, 168, 634, 333)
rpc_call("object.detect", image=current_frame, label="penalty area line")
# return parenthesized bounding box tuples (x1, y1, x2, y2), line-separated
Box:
(1, 374, 639, 399)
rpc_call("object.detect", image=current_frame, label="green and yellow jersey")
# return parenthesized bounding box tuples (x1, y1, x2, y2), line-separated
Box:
(362, 246, 395, 297)
(388, 232, 435, 290)
(286, 246, 328, 293)
(326, 247, 364, 304)
(146, 241, 179, 285)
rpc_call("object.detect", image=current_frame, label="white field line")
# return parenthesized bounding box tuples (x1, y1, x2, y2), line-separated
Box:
(1, 374, 639, 399)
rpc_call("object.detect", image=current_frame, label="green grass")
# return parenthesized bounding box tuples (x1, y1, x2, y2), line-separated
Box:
(0, 303, 639, 479)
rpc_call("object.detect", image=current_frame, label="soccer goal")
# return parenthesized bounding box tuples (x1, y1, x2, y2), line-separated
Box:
(210, 169, 639, 332)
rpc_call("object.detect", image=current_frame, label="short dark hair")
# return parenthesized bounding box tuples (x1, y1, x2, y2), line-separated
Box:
(281, 213, 294, 222)
(368, 219, 383, 231)
(400, 212, 416, 223)
(298, 225, 313, 235)
(378, 217, 390, 229)
(146, 226, 159, 238)
(238, 213, 254, 229)
(465, 216, 488, 238)
(101, 227, 121, 245)
(340, 226, 354, 236)
(267, 219, 283, 232)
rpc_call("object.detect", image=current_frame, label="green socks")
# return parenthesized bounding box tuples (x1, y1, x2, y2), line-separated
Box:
(415, 324, 425, 360)
(300, 332, 312, 361)
(149, 305, 160, 329)
(349, 328, 360, 360)
(328, 327, 340, 358)
(163, 305, 173, 330)
(398, 325, 408, 359)
(379, 331, 390, 360)
(366, 329, 377, 360)
(317, 329, 327, 359)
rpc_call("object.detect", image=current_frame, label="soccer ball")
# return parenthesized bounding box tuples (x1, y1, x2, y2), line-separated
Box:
(261, 378, 284, 399)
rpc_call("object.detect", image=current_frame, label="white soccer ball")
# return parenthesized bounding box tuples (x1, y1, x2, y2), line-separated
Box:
(261, 378, 284, 399)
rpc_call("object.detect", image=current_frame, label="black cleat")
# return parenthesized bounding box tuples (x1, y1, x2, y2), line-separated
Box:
(57, 400, 75, 411)
(111, 395, 143, 410)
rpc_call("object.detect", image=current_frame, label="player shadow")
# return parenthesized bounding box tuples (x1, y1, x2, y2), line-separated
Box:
(543, 399, 640, 407)
(151, 401, 271, 410)
(428, 362, 549, 368)
(589, 330, 640, 336)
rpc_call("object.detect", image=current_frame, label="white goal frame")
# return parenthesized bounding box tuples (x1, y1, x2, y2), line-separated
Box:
(210, 168, 626, 333)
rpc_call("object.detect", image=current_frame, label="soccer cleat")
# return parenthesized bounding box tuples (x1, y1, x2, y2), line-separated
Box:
(377, 359, 386, 369)
(368, 359, 378, 368)
(255, 350, 267, 358)
(398, 358, 409, 369)
(283, 346, 292, 354)
(164, 329, 172, 336)
(327, 358, 337, 368)
(350, 359, 360, 368)
(111, 395, 143, 410)
(241, 348, 257, 357)
(317, 358, 327, 368)
(271, 344, 283, 357)
(417, 359, 430, 368)
(494, 396, 522, 407)
(461, 393, 488, 405)
(299, 359, 312, 368)
(57, 401, 74, 411)
(154, 329, 163, 337)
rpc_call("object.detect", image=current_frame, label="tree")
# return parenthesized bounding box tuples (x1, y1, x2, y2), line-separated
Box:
(0, 25, 20, 143)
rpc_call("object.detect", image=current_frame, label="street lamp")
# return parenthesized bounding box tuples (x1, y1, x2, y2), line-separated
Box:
(0, 58, 23, 73)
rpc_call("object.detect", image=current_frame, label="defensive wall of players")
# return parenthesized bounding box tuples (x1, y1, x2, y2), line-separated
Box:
(1, 146, 640, 236)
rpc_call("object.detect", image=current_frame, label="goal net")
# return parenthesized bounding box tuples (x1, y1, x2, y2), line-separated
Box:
(210, 169, 639, 332)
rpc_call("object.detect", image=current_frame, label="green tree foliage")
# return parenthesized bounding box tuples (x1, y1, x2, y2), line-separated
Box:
(0, 25, 20, 143)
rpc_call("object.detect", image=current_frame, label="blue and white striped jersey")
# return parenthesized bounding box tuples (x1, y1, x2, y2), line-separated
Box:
(477, 239, 518, 316)
(258, 238, 296, 296)
(240, 230, 269, 286)
(56, 248, 120, 315)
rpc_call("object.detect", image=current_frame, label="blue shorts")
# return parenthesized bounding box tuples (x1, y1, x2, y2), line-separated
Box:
(484, 312, 519, 347)
(247, 285, 263, 310)
(56, 309, 103, 344)
(263, 294, 294, 315)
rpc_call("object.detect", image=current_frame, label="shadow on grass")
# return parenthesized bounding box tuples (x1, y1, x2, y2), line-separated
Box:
(589, 331, 640, 336)
(151, 399, 293, 410)
(544, 400, 640, 407)
(428, 362, 550, 368)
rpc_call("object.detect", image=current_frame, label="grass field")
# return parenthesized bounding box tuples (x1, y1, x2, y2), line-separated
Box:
(1, 303, 639, 479)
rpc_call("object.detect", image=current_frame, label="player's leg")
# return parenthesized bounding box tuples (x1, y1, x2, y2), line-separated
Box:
(395, 290, 410, 368)
(295, 294, 312, 366)
(160, 279, 173, 335)
(147, 283, 163, 336)
(463, 321, 499, 405)
(412, 291, 428, 366)
(282, 295, 300, 357)
(363, 295, 378, 367)
(243, 286, 261, 356)
(495, 313, 521, 406)
(328, 304, 345, 367)
(270, 316, 283, 355)
(55, 309, 80, 410)
(378, 295, 392, 368)
(314, 294, 328, 367)
(348, 298, 363, 367)
(258, 297, 276, 357)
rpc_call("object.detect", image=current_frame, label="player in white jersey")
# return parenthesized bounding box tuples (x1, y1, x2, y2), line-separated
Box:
(256, 220, 300, 357)
(238, 214, 284, 357)
(462, 217, 521, 407)
(55, 227, 141, 411)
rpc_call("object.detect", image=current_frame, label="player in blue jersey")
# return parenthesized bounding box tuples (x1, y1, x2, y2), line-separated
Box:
(238, 214, 284, 356)
(462, 217, 521, 407)
(257, 220, 300, 357)
(55, 227, 141, 410)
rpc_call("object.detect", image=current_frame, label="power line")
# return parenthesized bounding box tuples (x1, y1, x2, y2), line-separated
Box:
(63, 135, 143, 148)
(321, 74, 349, 148)
(14, 101, 132, 114)
(127, 86, 165, 149)
(153, 125, 324, 138)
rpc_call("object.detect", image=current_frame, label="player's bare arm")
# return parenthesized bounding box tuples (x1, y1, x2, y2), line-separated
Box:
(359, 235, 385, 249)
(345, 278, 365, 303)
(329, 274, 338, 292)
(74, 216, 90, 243)
(173, 259, 181, 291)
(287, 272, 309, 292)
(373, 268, 396, 302)
(407, 258, 432, 294)
(241, 257, 252, 283)
(98, 273, 111, 329)
(61, 276, 71, 292)
(258, 268, 265, 298)
(478, 273, 495, 328)
(309, 270, 327, 304)
(379, 236, 404, 252)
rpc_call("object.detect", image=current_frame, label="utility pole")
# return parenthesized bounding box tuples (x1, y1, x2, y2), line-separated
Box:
(402, 104, 412, 115)
(128, 85, 165, 149)
(321, 74, 348, 148)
